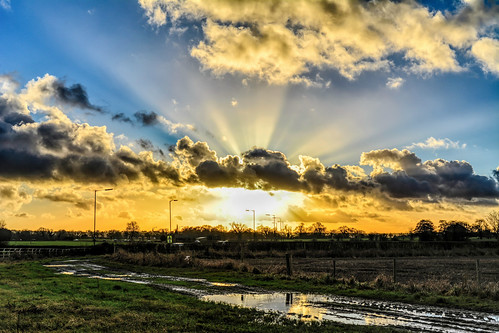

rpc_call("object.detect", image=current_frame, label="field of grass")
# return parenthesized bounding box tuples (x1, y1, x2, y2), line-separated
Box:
(103, 251, 499, 313)
(0, 259, 399, 332)
(7, 240, 101, 247)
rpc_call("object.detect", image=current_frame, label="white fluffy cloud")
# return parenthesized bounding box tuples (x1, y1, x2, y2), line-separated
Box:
(386, 77, 405, 89)
(407, 137, 467, 150)
(138, 0, 499, 85)
(470, 37, 499, 76)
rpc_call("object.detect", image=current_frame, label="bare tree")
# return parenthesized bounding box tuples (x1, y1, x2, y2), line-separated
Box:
(309, 222, 327, 236)
(229, 222, 248, 234)
(0, 220, 6, 229)
(126, 221, 140, 240)
(485, 210, 499, 238)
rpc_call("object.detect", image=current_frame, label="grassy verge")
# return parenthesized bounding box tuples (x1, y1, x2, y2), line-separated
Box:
(99, 251, 499, 313)
(7, 240, 99, 247)
(0, 260, 398, 332)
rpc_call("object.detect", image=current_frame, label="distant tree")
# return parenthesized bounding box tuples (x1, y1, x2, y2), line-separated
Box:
(0, 222, 11, 245)
(256, 225, 273, 238)
(294, 223, 306, 236)
(229, 222, 248, 234)
(334, 226, 364, 239)
(439, 221, 470, 241)
(35, 227, 54, 241)
(126, 221, 140, 240)
(310, 222, 327, 236)
(281, 225, 293, 239)
(471, 219, 491, 239)
(413, 219, 436, 241)
(485, 210, 499, 238)
(108, 230, 123, 240)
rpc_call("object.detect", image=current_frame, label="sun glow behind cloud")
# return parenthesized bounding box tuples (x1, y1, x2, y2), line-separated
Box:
(210, 188, 304, 228)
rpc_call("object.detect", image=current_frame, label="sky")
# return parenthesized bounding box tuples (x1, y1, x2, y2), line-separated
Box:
(0, 0, 498, 233)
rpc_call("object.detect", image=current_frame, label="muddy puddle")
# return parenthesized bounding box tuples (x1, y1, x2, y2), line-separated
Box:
(45, 260, 499, 332)
(203, 293, 499, 332)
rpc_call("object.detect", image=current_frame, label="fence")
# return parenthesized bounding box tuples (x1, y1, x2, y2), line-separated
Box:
(0, 247, 90, 260)
(247, 256, 499, 284)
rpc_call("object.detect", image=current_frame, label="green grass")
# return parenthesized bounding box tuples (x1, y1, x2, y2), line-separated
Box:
(98, 256, 499, 313)
(7, 240, 101, 247)
(0, 260, 400, 332)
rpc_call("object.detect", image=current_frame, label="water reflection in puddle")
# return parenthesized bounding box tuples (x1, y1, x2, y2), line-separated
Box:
(44, 260, 499, 332)
(202, 293, 499, 333)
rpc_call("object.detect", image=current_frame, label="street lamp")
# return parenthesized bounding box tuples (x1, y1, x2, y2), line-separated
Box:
(93, 188, 113, 246)
(246, 209, 256, 241)
(246, 209, 256, 232)
(169, 199, 178, 233)
(266, 214, 277, 232)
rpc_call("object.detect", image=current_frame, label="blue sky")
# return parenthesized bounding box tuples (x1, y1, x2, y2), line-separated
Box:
(0, 0, 498, 232)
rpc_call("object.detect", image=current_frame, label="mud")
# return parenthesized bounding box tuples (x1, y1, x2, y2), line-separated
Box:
(45, 259, 499, 332)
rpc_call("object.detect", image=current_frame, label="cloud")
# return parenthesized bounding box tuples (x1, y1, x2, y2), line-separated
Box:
(407, 137, 466, 150)
(15, 212, 35, 219)
(138, 0, 499, 84)
(0, 0, 10, 10)
(134, 110, 159, 126)
(470, 37, 499, 76)
(0, 184, 31, 211)
(2, 74, 498, 207)
(35, 188, 92, 210)
(137, 138, 154, 150)
(360, 148, 499, 199)
(112, 110, 195, 134)
(386, 77, 405, 89)
(173, 137, 498, 201)
(50, 80, 104, 113)
(0, 74, 181, 185)
(112, 112, 132, 123)
(118, 211, 133, 219)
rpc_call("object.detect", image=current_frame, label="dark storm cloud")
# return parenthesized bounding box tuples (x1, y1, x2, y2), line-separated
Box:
(134, 111, 159, 126)
(51, 80, 104, 113)
(171, 138, 499, 201)
(361, 149, 499, 200)
(112, 112, 133, 123)
(0, 149, 57, 179)
(0, 82, 181, 186)
(0, 98, 33, 126)
(35, 190, 92, 210)
(137, 138, 154, 150)
(172, 137, 365, 193)
(1, 75, 497, 202)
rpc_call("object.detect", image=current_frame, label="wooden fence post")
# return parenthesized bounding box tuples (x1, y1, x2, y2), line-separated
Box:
(476, 259, 481, 284)
(393, 258, 397, 283)
(285, 253, 292, 276)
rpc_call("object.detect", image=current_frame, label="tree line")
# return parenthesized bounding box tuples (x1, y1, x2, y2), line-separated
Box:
(1, 211, 498, 243)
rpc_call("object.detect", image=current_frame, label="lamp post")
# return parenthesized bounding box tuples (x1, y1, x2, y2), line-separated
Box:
(246, 209, 256, 241)
(93, 188, 113, 246)
(169, 199, 178, 233)
(266, 214, 277, 232)
(246, 209, 255, 232)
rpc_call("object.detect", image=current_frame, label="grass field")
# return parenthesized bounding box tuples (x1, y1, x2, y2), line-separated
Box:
(0, 259, 399, 332)
(104, 251, 499, 313)
(7, 240, 101, 247)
